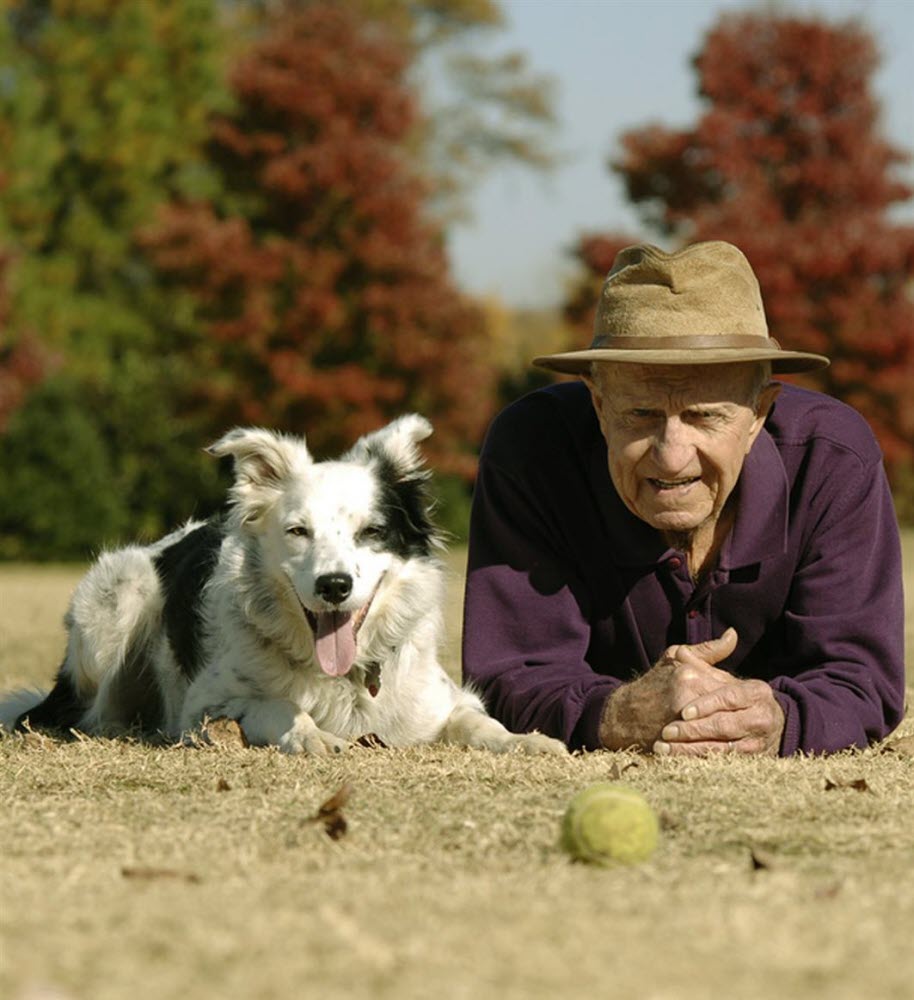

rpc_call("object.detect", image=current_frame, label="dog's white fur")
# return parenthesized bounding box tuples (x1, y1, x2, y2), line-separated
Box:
(1, 416, 565, 756)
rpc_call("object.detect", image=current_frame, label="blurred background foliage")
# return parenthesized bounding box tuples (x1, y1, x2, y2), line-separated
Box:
(0, 0, 911, 559)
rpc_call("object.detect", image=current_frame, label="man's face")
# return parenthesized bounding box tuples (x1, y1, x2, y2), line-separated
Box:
(586, 363, 777, 536)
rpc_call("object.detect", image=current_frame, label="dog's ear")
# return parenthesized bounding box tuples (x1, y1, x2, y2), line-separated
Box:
(206, 428, 306, 486)
(345, 414, 432, 478)
(207, 428, 309, 526)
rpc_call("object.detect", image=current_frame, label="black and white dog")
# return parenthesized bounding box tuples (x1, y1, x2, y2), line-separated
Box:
(1, 416, 564, 755)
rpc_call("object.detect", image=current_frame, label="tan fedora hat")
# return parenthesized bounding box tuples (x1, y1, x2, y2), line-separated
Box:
(534, 241, 829, 375)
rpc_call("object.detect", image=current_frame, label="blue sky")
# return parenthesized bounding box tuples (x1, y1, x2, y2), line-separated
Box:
(445, 0, 914, 308)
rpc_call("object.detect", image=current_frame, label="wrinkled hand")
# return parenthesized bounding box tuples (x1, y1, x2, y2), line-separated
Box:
(655, 672, 785, 757)
(600, 629, 741, 752)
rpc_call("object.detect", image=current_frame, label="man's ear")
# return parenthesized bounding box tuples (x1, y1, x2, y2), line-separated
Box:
(748, 381, 781, 445)
(581, 372, 611, 441)
(756, 381, 781, 419)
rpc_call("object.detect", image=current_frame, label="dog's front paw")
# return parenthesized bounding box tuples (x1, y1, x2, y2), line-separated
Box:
(502, 730, 568, 756)
(278, 723, 349, 756)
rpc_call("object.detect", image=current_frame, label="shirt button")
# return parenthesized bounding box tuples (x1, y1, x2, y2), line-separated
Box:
(667, 557, 682, 570)
(688, 609, 700, 619)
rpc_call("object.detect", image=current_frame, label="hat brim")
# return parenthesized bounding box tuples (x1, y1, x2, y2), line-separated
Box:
(533, 347, 830, 375)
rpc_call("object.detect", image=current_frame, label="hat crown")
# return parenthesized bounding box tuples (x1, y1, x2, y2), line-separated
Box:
(593, 242, 768, 347)
(531, 239, 829, 375)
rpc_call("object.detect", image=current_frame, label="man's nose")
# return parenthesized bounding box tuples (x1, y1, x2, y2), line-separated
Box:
(651, 417, 694, 470)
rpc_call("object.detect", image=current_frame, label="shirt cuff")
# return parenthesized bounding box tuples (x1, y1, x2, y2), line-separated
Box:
(572, 684, 616, 751)
(773, 689, 801, 756)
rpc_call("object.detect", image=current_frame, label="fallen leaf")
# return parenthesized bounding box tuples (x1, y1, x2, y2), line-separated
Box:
(215, 777, 231, 792)
(658, 810, 681, 832)
(20, 730, 58, 749)
(355, 733, 388, 749)
(749, 845, 777, 871)
(608, 760, 640, 780)
(309, 782, 352, 840)
(121, 866, 201, 884)
(201, 717, 249, 748)
(814, 881, 842, 900)
(885, 735, 914, 756)
(823, 776, 871, 793)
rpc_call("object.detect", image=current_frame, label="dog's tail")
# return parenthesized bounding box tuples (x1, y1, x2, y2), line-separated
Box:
(0, 687, 51, 734)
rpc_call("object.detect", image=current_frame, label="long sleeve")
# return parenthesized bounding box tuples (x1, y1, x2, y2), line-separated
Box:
(767, 450, 905, 755)
(462, 452, 620, 751)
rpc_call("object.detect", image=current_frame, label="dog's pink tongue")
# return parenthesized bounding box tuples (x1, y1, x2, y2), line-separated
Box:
(315, 611, 357, 677)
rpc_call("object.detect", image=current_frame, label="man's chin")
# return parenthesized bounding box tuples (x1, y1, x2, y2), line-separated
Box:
(643, 510, 708, 536)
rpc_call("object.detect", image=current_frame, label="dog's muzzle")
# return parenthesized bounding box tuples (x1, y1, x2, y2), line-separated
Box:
(299, 573, 385, 679)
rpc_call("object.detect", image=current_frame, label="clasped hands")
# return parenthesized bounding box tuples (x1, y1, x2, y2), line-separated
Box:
(599, 628, 785, 756)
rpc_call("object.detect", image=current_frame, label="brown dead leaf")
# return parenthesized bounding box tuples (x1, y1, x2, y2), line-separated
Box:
(355, 733, 388, 749)
(215, 777, 231, 792)
(823, 776, 871, 793)
(121, 866, 201, 884)
(19, 729, 59, 749)
(607, 760, 640, 780)
(885, 734, 914, 756)
(201, 717, 249, 749)
(749, 845, 778, 871)
(658, 810, 681, 832)
(309, 782, 352, 841)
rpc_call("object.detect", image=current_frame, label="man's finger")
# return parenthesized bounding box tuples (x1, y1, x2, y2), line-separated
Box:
(680, 681, 754, 720)
(680, 627, 738, 667)
(654, 737, 760, 757)
(660, 711, 746, 744)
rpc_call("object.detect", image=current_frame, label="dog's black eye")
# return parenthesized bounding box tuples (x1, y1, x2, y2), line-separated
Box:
(286, 525, 312, 539)
(358, 524, 386, 544)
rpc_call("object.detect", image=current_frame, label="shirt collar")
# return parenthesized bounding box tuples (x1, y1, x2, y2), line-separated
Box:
(718, 427, 789, 569)
(590, 426, 789, 569)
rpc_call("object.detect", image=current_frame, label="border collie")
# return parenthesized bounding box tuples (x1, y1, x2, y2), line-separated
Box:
(1, 416, 565, 755)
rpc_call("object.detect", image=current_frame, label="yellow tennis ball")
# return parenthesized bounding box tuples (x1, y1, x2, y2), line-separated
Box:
(561, 782, 659, 866)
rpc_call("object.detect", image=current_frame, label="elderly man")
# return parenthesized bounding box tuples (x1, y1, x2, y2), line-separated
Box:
(462, 242, 905, 756)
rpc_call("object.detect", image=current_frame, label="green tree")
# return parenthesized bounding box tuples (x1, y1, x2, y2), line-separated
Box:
(0, 0, 230, 551)
(0, 377, 129, 559)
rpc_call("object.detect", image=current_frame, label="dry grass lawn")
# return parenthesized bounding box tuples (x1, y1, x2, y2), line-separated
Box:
(1, 536, 912, 1000)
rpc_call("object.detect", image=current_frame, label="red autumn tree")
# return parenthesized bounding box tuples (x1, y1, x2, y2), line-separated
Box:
(144, 2, 494, 476)
(566, 12, 914, 498)
(0, 247, 52, 432)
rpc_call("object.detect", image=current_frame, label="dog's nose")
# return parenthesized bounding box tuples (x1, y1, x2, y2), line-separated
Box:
(315, 573, 353, 605)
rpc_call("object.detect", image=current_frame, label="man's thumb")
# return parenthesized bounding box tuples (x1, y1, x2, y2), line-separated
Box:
(692, 627, 738, 664)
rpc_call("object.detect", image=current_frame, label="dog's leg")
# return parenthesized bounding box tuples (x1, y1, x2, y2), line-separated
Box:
(440, 697, 567, 755)
(0, 687, 55, 734)
(187, 698, 349, 755)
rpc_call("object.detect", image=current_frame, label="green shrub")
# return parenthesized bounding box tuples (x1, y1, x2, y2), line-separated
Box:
(0, 377, 130, 560)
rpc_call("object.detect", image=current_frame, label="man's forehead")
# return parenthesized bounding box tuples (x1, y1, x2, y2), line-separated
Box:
(594, 362, 757, 403)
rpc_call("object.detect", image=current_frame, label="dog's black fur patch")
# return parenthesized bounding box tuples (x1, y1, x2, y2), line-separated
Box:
(371, 454, 436, 559)
(101, 634, 165, 732)
(153, 518, 225, 680)
(16, 666, 83, 733)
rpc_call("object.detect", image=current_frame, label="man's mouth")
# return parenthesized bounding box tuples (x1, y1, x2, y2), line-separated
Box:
(648, 476, 701, 491)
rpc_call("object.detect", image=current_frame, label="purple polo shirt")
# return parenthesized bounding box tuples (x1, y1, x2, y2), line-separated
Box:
(462, 381, 905, 755)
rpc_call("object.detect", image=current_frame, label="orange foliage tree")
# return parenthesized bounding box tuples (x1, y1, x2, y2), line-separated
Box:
(565, 12, 914, 497)
(144, 3, 494, 476)
(0, 248, 51, 433)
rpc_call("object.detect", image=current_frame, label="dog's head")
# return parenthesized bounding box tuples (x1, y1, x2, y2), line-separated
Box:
(207, 416, 440, 677)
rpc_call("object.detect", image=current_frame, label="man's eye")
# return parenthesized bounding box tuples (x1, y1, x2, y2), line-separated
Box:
(286, 525, 311, 538)
(687, 409, 725, 424)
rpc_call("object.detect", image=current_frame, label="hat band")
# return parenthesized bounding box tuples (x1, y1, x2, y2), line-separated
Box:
(592, 334, 780, 351)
